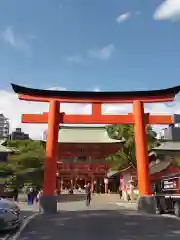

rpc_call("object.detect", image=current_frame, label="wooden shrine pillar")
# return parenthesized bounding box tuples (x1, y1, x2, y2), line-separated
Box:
(60, 177, 64, 191)
(40, 100, 60, 213)
(133, 100, 151, 196)
(43, 100, 60, 195)
(104, 178, 109, 194)
(133, 100, 155, 213)
(91, 176, 95, 193)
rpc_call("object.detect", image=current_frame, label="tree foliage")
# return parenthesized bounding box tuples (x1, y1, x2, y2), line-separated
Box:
(0, 140, 45, 190)
(172, 157, 180, 167)
(105, 124, 159, 171)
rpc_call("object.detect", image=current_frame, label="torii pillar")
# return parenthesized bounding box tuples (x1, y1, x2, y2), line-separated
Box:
(39, 100, 60, 213)
(11, 83, 180, 214)
(133, 101, 151, 195)
(133, 101, 153, 212)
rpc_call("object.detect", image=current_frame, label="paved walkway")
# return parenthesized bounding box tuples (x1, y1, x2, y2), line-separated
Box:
(17, 199, 180, 240)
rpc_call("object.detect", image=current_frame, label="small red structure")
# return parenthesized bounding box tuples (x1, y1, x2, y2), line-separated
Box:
(151, 164, 180, 182)
(11, 83, 180, 213)
(119, 160, 180, 197)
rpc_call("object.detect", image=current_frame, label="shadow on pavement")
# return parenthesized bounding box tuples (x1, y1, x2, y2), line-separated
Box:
(58, 194, 86, 203)
(18, 209, 180, 240)
(18, 193, 122, 203)
(20, 209, 37, 219)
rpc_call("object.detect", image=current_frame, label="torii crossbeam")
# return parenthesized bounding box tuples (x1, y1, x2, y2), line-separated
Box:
(11, 83, 180, 214)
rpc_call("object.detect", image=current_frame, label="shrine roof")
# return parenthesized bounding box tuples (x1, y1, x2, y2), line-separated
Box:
(11, 83, 180, 100)
(161, 172, 180, 179)
(150, 159, 172, 175)
(153, 141, 180, 151)
(58, 126, 124, 143)
(0, 144, 12, 153)
(115, 159, 173, 176)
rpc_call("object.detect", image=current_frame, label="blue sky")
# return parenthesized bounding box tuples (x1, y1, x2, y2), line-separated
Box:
(0, 0, 180, 138)
(0, 0, 180, 92)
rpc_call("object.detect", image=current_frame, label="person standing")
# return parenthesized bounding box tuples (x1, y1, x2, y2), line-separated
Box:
(56, 188, 60, 202)
(13, 188, 18, 202)
(27, 187, 34, 205)
(85, 182, 91, 206)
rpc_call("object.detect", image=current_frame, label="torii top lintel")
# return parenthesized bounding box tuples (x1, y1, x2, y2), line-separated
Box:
(11, 83, 180, 104)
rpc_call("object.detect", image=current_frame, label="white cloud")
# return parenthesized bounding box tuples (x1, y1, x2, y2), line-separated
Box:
(1, 26, 32, 55)
(64, 55, 84, 64)
(116, 12, 131, 23)
(88, 44, 115, 61)
(47, 87, 67, 91)
(0, 87, 180, 140)
(154, 0, 180, 21)
(65, 45, 115, 64)
(93, 88, 101, 92)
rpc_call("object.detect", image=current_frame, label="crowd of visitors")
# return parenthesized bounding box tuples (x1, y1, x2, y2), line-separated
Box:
(27, 187, 43, 205)
(11, 187, 43, 205)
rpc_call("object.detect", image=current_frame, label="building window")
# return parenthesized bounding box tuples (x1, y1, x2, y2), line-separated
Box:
(77, 156, 87, 162)
(80, 148, 85, 153)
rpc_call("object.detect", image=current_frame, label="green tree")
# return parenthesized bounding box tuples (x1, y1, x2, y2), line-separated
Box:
(0, 140, 45, 190)
(0, 163, 14, 185)
(172, 157, 180, 167)
(105, 124, 159, 170)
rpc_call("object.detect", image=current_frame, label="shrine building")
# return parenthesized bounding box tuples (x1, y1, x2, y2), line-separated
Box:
(43, 126, 123, 192)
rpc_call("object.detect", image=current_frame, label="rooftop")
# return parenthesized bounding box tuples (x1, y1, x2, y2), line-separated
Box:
(153, 141, 180, 151)
(57, 126, 124, 143)
(0, 144, 12, 153)
(11, 83, 180, 103)
(150, 159, 172, 175)
(108, 159, 174, 177)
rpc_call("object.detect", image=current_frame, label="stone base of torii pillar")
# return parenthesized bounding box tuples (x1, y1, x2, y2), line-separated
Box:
(39, 196, 57, 214)
(137, 195, 156, 214)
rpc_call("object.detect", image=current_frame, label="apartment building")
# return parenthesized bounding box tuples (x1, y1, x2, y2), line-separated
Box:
(10, 128, 29, 140)
(0, 114, 10, 139)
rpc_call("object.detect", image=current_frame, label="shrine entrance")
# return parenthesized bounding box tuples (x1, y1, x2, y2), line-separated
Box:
(54, 126, 121, 194)
(11, 83, 180, 213)
(75, 177, 85, 189)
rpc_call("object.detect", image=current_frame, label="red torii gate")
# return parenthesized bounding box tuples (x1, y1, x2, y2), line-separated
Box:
(11, 83, 180, 213)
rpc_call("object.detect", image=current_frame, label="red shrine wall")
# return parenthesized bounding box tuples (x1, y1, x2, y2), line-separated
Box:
(57, 142, 122, 177)
(120, 165, 180, 190)
(151, 165, 180, 181)
(57, 143, 122, 159)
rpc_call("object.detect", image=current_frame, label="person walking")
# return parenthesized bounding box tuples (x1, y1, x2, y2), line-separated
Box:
(13, 188, 18, 202)
(85, 182, 91, 206)
(36, 189, 43, 202)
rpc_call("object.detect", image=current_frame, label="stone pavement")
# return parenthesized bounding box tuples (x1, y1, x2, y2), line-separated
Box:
(17, 199, 180, 240)
(17, 201, 38, 220)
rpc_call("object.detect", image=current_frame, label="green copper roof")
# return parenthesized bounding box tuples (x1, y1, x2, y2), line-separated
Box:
(150, 159, 171, 175)
(58, 126, 123, 143)
(0, 144, 12, 153)
(153, 141, 180, 151)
